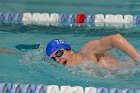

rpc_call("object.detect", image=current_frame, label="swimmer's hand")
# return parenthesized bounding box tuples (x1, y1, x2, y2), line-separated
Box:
(134, 55, 140, 64)
(0, 48, 26, 55)
(135, 58, 140, 64)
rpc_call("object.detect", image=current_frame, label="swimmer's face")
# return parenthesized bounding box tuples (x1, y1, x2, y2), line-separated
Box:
(50, 49, 73, 65)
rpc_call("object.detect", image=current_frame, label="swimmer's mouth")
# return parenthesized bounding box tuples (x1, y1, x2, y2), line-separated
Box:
(62, 60, 67, 65)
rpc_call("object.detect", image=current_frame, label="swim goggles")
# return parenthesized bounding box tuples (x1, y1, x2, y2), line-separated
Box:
(51, 50, 64, 61)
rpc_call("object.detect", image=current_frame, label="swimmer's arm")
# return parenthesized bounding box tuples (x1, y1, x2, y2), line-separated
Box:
(81, 34, 140, 63)
(97, 34, 140, 63)
(0, 48, 26, 55)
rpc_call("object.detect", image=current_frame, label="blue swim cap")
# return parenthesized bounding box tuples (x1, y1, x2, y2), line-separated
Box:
(46, 39, 71, 56)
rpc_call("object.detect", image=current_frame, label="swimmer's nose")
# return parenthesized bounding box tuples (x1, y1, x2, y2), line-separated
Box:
(55, 57, 61, 63)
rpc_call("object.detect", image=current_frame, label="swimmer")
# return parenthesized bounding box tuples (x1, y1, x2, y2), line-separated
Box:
(46, 34, 140, 70)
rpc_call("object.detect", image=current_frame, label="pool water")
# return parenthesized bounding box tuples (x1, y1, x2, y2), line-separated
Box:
(0, 0, 140, 89)
(0, 25, 140, 89)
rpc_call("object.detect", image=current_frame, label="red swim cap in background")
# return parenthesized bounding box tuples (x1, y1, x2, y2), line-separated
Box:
(76, 14, 86, 23)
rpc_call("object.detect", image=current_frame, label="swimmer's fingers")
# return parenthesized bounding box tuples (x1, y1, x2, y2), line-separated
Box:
(136, 59, 140, 64)
(134, 56, 140, 64)
(15, 52, 27, 55)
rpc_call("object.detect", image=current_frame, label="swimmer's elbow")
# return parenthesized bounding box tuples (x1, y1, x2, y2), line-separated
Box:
(112, 34, 122, 38)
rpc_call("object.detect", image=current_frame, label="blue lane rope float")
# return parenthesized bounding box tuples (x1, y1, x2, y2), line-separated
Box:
(35, 85, 47, 93)
(96, 88, 108, 93)
(22, 84, 35, 93)
(0, 12, 139, 28)
(11, 83, 23, 93)
(0, 83, 11, 93)
(85, 14, 95, 27)
(0, 13, 5, 22)
(67, 14, 75, 27)
(0, 83, 140, 93)
(8, 13, 15, 23)
(68, 14, 75, 23)
(134, 15, 140, 24)
(59, 14, 69, 24)
(14, 13, 23, 23)
(0, 12, 23, 24)
(3, 12, 11, 23)
(84, 14, 94, 23)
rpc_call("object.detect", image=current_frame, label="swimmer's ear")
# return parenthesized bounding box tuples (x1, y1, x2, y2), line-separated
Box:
(15, 44, 40, 50)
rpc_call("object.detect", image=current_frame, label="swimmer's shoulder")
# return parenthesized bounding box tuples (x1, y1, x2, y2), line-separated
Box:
(79, 42, 98, 57)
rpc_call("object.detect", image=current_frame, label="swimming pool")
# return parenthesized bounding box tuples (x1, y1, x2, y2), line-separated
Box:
(0, 0, 140, 92)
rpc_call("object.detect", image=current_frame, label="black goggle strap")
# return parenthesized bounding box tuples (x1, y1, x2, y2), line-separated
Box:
(51, 57, 56, 61)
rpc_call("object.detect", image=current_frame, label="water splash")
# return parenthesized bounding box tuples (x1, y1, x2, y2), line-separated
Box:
(67, 59, 140, 78)
(68, 61, 114, 77)
(19, 44, 46, 64)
